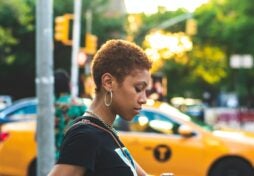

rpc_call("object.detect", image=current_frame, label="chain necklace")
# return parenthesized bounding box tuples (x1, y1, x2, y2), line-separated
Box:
(84, 111, 136, 170)
(85, 110, 118, 136)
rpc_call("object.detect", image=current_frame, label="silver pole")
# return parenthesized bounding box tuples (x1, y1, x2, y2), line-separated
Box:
(157, 13, 192, 29)
(84, 9, 92, 76)
(70, 0, 82, 98)
(36, 0, 55, 175)
(86, 9, 92, 33)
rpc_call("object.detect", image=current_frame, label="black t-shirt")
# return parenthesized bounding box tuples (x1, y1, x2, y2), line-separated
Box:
(57, 116, 137, 176)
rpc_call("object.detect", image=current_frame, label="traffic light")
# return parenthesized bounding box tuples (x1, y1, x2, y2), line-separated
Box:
(186, 19, 197, 36)
(54, 14, 73, 45)
(85, 33, 98, 55)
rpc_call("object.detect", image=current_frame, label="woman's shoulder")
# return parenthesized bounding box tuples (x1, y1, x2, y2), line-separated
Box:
(65, 120, 105, 141)
(61, 123, 103, 150)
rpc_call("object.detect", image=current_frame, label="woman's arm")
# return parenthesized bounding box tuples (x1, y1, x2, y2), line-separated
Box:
(48, 164, 86, 176)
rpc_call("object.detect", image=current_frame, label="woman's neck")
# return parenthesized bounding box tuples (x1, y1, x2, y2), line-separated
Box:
(88, 96, 115, 126)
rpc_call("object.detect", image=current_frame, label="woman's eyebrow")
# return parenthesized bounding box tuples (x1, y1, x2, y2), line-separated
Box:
(136, 81, 148, 88)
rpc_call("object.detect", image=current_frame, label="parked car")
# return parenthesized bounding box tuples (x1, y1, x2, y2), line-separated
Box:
(0, 100, 254, 176)
(0, 97, 37, 125)
(0, 120, 36, 176)
(0, 97, 37, 176)
(0, 95, 12, 111)
(0, 97, 92, 124)
(0, 97, 91, 176)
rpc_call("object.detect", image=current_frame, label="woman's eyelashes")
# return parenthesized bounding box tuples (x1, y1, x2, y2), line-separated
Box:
(135, 86, 142, 93)
(135, 84, 146, 93)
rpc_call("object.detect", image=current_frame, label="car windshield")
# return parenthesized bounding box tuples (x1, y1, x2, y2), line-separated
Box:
(114, 112, 181, 135)
(155, 102, 214, 132)
(160, 103, 214, 131)
(113, 101, 215, 133)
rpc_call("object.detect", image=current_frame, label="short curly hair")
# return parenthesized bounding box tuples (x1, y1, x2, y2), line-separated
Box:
(91, 39, 152, 92)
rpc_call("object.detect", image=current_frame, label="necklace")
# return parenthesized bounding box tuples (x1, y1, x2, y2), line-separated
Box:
(79, 118, 134, 169)
(85, 110, 118, 136)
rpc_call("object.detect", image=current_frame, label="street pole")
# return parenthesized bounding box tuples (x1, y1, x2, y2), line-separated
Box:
(70, 0, 82, 98)
(86, 9, 92, 33)
(157, 13, 192, 30)
(85, 9, 92, 76)
(36, 0, 55, 175)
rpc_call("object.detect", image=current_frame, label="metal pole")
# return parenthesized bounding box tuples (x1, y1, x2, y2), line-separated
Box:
(86, 9, 92, 33)
(70, 0, 82, 98)
(157, 13, 192, 30)
(36, 0, 55, 175)
(84, 9, 92, 76)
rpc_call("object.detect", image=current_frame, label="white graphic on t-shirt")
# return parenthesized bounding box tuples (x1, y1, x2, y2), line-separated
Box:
(115, 147, 137, 176)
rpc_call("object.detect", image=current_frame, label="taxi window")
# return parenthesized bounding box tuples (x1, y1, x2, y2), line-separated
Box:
(113, 110, 181, 135)
(131, 111, 180, 135)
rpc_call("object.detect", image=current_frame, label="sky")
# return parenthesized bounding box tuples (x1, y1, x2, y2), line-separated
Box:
(124, 0, 209, 14)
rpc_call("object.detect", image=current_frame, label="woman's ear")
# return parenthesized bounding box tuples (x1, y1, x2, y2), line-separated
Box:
(101, 73, 114, 91)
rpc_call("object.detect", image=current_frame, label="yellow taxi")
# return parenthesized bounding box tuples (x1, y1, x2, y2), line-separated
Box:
(114, 100, 254, 176)
(1, 100, 254, 176)
(0, 120, 36, 176)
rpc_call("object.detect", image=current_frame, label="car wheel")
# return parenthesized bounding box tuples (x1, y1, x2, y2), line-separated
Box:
(209, 157, 254, 176)
(28, 159, 36, 176)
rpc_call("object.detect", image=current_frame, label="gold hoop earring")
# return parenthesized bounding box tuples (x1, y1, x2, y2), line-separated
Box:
(104, 90, 112, 107)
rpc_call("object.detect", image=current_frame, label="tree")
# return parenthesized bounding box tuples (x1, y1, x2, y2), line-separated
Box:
(130, 0, 254, 106)
(0, 0, 35, 98)
(132, 9, 227, 102)
(195, 0, 254, 106)
(0, 0, 126, 99)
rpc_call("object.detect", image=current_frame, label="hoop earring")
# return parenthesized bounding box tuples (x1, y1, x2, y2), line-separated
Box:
(104, 90, 112, 107)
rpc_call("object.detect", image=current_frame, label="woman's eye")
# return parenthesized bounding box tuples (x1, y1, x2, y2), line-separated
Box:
(135, 86, 142, 92)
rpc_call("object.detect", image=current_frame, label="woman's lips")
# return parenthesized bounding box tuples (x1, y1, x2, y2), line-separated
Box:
(134, 108, 141, 113)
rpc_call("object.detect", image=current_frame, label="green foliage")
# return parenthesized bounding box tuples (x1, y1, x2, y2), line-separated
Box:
(0, 0, 126, 99)
(135, 9, 188, 45)
(94, 15, 126, 43)
(189, 45, 227, 84)
(134, 9, 227, 100)
(194, 0, 254, 106)
(195, 0, 254, 54)
(1, 0, 253, 106)
(132, 0, 254, 106)
(0, 0, 34, 66)
(0, 28, 17, 64)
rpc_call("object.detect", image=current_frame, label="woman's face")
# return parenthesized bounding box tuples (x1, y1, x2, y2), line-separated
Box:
(111, 69, 151, 121)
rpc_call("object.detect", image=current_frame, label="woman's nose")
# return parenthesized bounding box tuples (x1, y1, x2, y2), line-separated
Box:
(139, 91, 147, 104)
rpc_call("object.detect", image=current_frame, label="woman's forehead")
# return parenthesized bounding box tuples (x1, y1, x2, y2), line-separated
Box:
(124, 69, 151, 82)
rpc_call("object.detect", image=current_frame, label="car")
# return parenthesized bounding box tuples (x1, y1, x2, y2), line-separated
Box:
(114, 100, 254, 176)
(0, 97, 37, 124)
(0, 97, 92, 125)
(170, 97, 207, 122)
(0, 95, 12, 111)
(1, 100, 254, 176)
(0, 97, 37, 175)
(0, 97, 91, 176)
(0, 120, 36, 176)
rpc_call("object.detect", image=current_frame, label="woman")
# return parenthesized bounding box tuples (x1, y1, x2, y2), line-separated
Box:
(48, 39, 152, 176)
